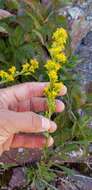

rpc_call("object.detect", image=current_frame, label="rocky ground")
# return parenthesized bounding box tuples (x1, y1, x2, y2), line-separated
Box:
(72, 1, 92, 84)
(61, 0, 92, 84)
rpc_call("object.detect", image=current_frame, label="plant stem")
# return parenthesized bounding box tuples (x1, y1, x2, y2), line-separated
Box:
(0, 71, 39, 85)
(40, 179, 58, 190)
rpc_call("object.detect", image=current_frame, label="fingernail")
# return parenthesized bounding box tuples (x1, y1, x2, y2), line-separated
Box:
(48, 121, 57, 133)
(62, 85, 67, 96)
(41, 116, 57, 132)
(56, 100, 65, 112)
(41, 116, 50, 131)
(47, 136, 54, 147)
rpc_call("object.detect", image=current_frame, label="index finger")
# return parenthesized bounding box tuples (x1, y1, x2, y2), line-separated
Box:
(2, 82, 67, 102)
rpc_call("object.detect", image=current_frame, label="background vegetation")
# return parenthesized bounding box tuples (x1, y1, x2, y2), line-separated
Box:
(0, 0, 92, 189)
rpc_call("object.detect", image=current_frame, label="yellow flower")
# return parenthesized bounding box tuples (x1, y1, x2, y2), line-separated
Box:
(55, 53, 67, 63)
(44, 86, 57, 98)
(0, 71, 9, 79)
(49, 28, 68, 63)
(54, 82, 64, 93)
(7, 75, 14, 81)
(44, 86, 49, 95)
(44, 88, 58, 98)
(55, 38, 67, 47)
(49, 47, 61, 54)
(0, 59, 39, 84)
(44, 28, 68, 116)
(52, 28, 68, 43)
(51, 28, 68, 56)
(22, 59, 39, 74)
(44, 82, 63, 99)
(30, 59, 39, 70)
(29, 59, 39, 73)
(8, 66, 16, 75)
(45, 60, 61, 72)
(22, 63, 30, 73)
(48, 70, 58, 82)
(0, 70, 14, 81)
(29, 66, 34, 73)
(52, 42, 65, 51)
(51, 90, 58, 98)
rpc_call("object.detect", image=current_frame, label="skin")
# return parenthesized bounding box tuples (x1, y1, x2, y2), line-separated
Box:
(0, 82, 67, 155)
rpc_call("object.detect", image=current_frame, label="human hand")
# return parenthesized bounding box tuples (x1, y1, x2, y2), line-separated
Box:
(0, 82, 67, 155)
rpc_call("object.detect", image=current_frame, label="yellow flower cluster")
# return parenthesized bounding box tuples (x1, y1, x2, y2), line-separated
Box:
(0, 69, 15, 82)
(30, 59, 39, 72)
(45, 60, 61, 72)
(48, 70, 58, 82)
(52, 27, 68, 44)
(44, 59, 63, 113)
(49, 27, 68, 63)
(45, 60, 61, 83)
(22, 63, 30, 73)
(55, 53, 67, 63)
(22, 59, 39, 74)
(0, 71, 9, 79)
(0, 59, 39, 83)
(44, 28, 68, 116)
(8, 66, 16, 75)
(44, 82, 63, 99)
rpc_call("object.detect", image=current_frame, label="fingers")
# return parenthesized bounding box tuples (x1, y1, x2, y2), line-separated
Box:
(2, 82, 49, 103)
(30, 98, 65, 112)
(2, 134, 54, 153)
(59, 85, 67, 96)
(0, 110, 57, 134)
(17, 98, 65, 112)
(0, 109, 56, 154)
(0, 135, 14, 156)
(2, 135, 14, 153)
(10, 134, 54, 149)
(13, 111, 57, 134)
(0, 82, 67, 111)
(2, 82, 67, 103)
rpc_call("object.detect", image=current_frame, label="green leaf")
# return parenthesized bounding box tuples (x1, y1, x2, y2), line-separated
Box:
(26, 11, 41, 30)
(5, 0, 19, 10)
(54, 164, 76, 176)
(38, 163, 56, 182)
(9, 26, 24, 47)
(0, 0, 5, 8)
(33, 29, 45, 45)
(62, 143, 79, 153)
(26, 167, 36, 183)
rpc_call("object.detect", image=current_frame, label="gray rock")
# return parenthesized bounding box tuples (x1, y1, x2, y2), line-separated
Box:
(68, 6, 85, 19)
(76, 31, 92, 84)
(9, 167, 26, 189)
(87, 15, 92, 21)
(68, 175, 92, 190)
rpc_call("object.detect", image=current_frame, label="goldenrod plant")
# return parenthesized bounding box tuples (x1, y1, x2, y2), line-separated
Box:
(0, 1, 92, 189)
(0, 27, 67, 119)
(44, 28, 68, 118)
(0, 59, 39, 84)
